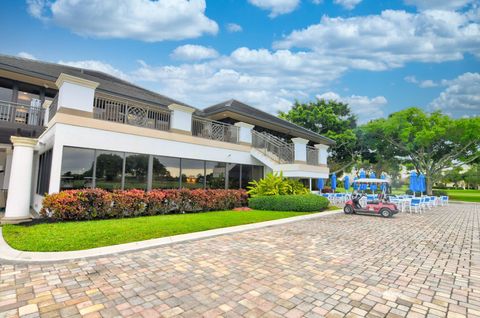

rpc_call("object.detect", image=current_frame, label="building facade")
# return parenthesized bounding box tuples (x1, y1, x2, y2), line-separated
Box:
(0, 55, 333, 223)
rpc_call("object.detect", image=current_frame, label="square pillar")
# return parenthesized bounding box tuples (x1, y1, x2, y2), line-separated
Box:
(168, 103, 196, 135)
(291, 137, 309, 163)
(234, 122, 254, 146)
(1, 137, 37, 224)
(55, 73, 99, 117)
(315, 144, 329, 165)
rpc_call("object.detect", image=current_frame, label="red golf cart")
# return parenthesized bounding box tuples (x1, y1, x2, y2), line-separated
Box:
(343, 178, 399, 218)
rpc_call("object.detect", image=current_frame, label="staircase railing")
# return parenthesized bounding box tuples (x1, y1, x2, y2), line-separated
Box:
(252, 130, 294, 164)
(306, 145, 320, 166)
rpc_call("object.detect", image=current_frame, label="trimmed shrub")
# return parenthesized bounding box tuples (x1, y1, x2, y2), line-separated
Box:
(41, 188, 248, 221)
(432, 189, 448, 196)
(248, 194, 329, 212)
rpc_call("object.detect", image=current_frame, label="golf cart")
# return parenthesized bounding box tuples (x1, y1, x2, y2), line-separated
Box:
(343, 178, 399, 218)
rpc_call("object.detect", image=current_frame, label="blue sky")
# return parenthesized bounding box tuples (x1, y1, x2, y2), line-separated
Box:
(0, 0, 479, 122)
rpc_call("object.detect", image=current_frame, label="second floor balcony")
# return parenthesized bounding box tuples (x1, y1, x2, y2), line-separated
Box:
(0, 100, 45, 127)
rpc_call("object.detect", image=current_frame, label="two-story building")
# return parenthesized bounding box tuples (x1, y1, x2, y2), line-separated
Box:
(0, 54, 333, 223)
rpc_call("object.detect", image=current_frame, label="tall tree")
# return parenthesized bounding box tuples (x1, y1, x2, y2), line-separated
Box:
(279, 99, 359, 174)
(363, 108, 480, 194)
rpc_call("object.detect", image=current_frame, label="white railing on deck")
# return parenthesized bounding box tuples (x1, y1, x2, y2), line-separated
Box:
(252, 130, 294, 164)
(93, 95, 171, 131)
(192, 116, 239, 144)
(0, 100, 45, 126)
(306, 146, 320, 166)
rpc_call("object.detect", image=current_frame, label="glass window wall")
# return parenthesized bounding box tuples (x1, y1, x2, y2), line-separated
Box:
(95, 150, 123, 190)
(60, 147, 95, 190)
(181, 159, 205, 189)
(206, 162, 226, 189)
(152, 156, 181, 189)
(124, 153, 149, 190)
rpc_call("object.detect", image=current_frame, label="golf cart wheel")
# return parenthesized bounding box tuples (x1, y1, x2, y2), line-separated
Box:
(344, 205, 354, 214)
(380, 208, 392, 218)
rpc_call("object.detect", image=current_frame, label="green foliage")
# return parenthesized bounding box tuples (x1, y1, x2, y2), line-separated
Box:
(248, 194, 329, 212)
(247, 172, 309, 197)
(279, 99, 359, 173)
(432, 190, 448, 196)
(362, 108, 480, 194)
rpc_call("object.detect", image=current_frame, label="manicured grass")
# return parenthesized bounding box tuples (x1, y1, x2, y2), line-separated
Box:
(441, 189, 480, 202)
(2, 210, 314, 252)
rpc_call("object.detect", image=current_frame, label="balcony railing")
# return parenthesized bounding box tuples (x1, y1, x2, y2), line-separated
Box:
(306, 146, 320, 166)
(192, 116, 239, 144)
(0, 100, 45, 126)
(93, 95, 171, 131)
(252, 130, 294, 164)
(48, 95, 58, 122)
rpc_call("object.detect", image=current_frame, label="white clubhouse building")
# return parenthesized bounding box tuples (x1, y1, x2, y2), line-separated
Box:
(0, 55, 333, 223)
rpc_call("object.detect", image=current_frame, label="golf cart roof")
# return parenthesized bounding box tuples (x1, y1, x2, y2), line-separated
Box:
(353, 178, 389, 183)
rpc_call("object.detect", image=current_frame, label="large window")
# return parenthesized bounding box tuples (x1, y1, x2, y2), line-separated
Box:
(95, 150, 123, 190)
(227, 164, 241, 189)
(181, 159, 205, 189)
(37, 149, 53, 194)
(124, 153, 149, 190)
(206, 162, 226, 189)
(152, 156, 180, 189)
(241, 165, 264, 189)
(60, 147, 95, 191)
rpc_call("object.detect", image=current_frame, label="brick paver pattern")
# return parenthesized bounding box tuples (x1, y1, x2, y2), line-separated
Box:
(1, 203, 479, 317)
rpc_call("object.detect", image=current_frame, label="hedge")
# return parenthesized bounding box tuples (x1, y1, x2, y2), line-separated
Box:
(41, 188, 248, 221)
(248, 194, 329, 212)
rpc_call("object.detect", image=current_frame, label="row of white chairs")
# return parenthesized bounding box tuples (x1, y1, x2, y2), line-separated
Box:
(389, 195, 449, 214)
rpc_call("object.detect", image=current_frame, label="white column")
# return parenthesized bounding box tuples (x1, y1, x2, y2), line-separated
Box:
(291, 137, 309, 163)
(56, 73, 99, 114)
(234, 122, 254, 145)
(315, 144, 329, 165)
(42, 100, 52, 126)
(1, 137, 37, 224)
(309, 178, 312, 191)
(168, 103, 196, 135)
(2, 147, 12, 189)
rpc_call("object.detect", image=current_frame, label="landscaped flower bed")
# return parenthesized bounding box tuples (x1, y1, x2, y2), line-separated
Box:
(41, 188, 248, 221)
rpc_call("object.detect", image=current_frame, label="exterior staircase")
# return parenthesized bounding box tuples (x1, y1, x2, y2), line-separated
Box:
(251, 131, 294, 169)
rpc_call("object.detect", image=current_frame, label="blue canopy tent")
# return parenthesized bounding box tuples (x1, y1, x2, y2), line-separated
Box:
(370, 171, 377, 193)
(331, 173, 337, 192)
(419, 174, 426, 194)
(380, 174, 387, 192)
(359, 170, 367, 191)
(409, 171, 418, 196)
(317, 178, 324, 192)
(344, 176, 350, 193)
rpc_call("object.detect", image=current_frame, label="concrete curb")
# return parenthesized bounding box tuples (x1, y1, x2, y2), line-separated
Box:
(0, 210, 342, 263)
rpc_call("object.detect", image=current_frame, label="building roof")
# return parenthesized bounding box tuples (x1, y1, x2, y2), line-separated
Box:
(200, 99, 335, 145)
(0, 54, 192, 109)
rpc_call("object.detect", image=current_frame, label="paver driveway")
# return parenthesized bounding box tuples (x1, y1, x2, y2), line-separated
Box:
(1, 203, 479, 318)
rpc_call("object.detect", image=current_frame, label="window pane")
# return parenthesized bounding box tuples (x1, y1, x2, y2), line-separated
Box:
(95, 150, 123, 190)
(241, 165, 264, 189)
(124, 153, 149, 190)
(60, 147, 95, 190)
(0, 86, 13, 102)
(252, 165, 264, 181)
(152, 156, 180, 189)
(227, 164, 240, 189)
(17, 90, 41, 107)
(37, 149, 53, 195)
(181, 159, 205, 189)
(206, 162, 226, 189)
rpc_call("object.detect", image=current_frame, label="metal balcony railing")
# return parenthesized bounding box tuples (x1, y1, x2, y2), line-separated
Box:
(93, 95, 171, 131)
(0, 100, 45, 126)
(192, 116, 239, 144)
(252, 130, 294, 164)
(306, 145, 320, 166)
(48, 95, 58, 122)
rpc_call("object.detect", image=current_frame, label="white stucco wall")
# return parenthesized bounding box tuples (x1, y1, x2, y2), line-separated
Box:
(57, 81, 96, 113)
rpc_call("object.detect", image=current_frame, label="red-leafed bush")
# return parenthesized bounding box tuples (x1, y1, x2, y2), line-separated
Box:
(41, 188, 248, 221)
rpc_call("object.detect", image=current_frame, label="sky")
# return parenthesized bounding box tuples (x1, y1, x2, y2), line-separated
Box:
(0, 0, 479, 123)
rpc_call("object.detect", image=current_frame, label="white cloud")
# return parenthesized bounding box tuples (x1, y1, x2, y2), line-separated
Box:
(58, 60, 130, 81)
(404, 0, 474, 11)
(429, 72, 480, 117)
(170, 45, 219, 61)
(248, 0, 300, 17)
(404, 75, 438, 87)
(27, 0, 218, 42)
(334, 0, 362, 10)
(316, 91, 387, 123)
(274, 9, 480, 69)
(226, 23, 243, 33)
(18, 52, 37, 60)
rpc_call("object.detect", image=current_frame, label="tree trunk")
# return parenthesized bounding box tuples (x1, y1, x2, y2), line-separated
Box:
(425, 172, 433, 195)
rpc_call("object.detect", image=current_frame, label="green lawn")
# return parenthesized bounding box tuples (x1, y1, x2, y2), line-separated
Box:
(441, 189, 480, 202)
(2, 210, 315, 252)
